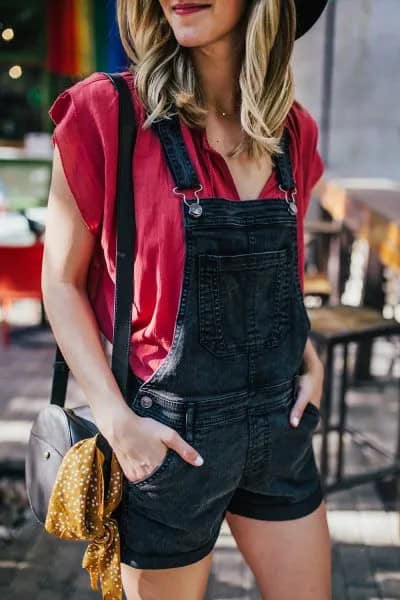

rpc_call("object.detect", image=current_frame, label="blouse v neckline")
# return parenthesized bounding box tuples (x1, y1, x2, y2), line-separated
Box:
(196, 125, 278, 201)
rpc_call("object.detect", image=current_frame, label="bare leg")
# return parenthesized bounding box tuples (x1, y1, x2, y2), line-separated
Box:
(121, 549, 214, 600)
(225, 500, 331, 600)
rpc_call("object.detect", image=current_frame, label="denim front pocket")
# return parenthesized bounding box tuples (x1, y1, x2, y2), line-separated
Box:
(126, 393, 187, 490)
(265, 386, 321, 486)
(303, 399, 321, 419)
(198, 248, 289, 357)
(126, 446, 179, 488)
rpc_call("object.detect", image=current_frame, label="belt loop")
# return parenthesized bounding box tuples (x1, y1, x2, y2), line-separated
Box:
(127, 368, 142, 408)
(185, 402, 195, 443)
(293, 372, 300, 397)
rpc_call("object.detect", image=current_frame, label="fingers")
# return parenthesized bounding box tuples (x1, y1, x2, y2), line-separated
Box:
(126, 447, 168, 483)
(290, 391, 306, 427)
(290, 381, 319, 428)
(161, 428, 204, 466)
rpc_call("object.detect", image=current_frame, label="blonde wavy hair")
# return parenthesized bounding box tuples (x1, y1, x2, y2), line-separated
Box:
(117, 0, 296, 159)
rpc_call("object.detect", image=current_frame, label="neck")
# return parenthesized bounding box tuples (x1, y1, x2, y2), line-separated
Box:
(190, 30, 244, 115)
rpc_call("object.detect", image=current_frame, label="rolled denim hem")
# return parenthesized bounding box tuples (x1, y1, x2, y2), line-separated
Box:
(227, 483, 324, 522)
(120, 528, 219, 570)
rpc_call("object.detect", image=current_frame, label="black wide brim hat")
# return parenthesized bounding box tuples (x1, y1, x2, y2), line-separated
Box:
(295, 0, 329, 39)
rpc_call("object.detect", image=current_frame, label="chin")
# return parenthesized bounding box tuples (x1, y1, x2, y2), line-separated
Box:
(173, 31, 214, 48)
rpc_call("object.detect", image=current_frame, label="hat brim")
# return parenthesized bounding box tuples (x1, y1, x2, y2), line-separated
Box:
(295, 0, 329, 39)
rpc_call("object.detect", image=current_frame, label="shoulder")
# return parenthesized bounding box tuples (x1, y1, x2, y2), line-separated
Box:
(48, 70, 145, 127)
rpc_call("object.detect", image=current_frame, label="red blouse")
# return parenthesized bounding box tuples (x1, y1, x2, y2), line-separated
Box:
(48, 71, 324, 382)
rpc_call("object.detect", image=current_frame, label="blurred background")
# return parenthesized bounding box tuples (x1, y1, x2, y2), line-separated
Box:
(0, 1, 399, 599)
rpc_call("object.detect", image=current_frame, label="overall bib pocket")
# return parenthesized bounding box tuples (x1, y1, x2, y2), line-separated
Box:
(198, 248, 290, 357)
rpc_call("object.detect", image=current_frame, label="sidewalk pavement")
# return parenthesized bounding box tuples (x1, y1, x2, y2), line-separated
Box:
(1, 302, 399, 599)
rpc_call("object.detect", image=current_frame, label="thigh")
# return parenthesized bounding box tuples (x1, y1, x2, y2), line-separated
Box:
(121, 550, 214, 600)
(225, 500, 331, 600)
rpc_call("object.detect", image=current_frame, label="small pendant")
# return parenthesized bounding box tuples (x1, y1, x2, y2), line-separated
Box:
(189, 203, 203, 218)
(288, 201, 297, 215)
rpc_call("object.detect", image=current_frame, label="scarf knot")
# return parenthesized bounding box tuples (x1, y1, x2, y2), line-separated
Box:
(44, 434, 124, 599)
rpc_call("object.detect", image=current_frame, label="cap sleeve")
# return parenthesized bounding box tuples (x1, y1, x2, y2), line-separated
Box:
(303, 117, 324, 205)
(48, 77, 105, 235)
(298, 105, 325, 214)
(286, 100, 325, 216)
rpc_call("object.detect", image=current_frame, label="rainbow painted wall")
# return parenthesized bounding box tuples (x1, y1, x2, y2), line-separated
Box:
(46, 0, 126, 77)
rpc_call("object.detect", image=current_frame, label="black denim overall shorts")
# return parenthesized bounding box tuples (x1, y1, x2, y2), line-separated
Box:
(114, 116, 324, 570)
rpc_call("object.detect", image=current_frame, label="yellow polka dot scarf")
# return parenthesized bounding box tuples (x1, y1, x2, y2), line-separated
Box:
(44, 433, 124, 600)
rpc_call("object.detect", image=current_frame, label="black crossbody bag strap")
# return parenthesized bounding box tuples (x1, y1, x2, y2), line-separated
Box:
(50, 72, 137, 416)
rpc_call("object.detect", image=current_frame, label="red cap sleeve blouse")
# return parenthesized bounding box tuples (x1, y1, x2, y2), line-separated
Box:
(48, 71, 324, 382)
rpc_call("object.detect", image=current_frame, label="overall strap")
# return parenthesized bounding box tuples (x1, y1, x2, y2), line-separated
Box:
(151, 113, 296, 193)
(274, 128, 296, 192)
(104, 72, 137, 396)
(151, 115, 201, 189)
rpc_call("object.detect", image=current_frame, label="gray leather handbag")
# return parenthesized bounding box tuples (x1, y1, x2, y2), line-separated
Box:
(25, 72, 137, 524)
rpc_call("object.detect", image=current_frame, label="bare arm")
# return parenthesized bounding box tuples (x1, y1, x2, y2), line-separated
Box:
(42, 145, 129, 431)
(42, 145, 204, 480)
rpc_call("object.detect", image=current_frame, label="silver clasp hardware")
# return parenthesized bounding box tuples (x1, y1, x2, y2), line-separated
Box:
(173, 184, 204, 218)
(279, 184, 298, 215)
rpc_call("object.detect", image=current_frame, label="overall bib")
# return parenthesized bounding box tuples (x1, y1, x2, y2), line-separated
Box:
(116, 116, 324, 569)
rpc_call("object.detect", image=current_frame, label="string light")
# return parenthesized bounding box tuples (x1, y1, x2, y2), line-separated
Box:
(2, 28, 14, 42)
(9, 65, 22, 79)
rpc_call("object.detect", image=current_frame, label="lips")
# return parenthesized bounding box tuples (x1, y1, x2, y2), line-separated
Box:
(172, 3, 211, 15)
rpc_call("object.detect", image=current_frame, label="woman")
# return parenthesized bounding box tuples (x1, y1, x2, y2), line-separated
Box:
(43, 0, 331, 598)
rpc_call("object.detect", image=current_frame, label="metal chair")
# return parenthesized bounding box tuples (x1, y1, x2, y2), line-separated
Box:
(308, 304, 400, 494)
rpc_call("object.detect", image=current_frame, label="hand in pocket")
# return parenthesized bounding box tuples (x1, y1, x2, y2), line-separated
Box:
(100, 405, 204, 484)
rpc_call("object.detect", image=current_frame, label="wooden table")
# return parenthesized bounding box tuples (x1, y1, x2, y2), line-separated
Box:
(319, 179, 400, 379)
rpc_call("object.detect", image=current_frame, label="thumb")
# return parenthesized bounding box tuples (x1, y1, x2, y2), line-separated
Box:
(161, 429, 204, 467)
(290, 384, 308, 428)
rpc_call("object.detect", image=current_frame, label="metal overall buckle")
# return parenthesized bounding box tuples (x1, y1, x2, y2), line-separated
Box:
(172, 184, 204, 218)
(279, 184, 298, 216)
